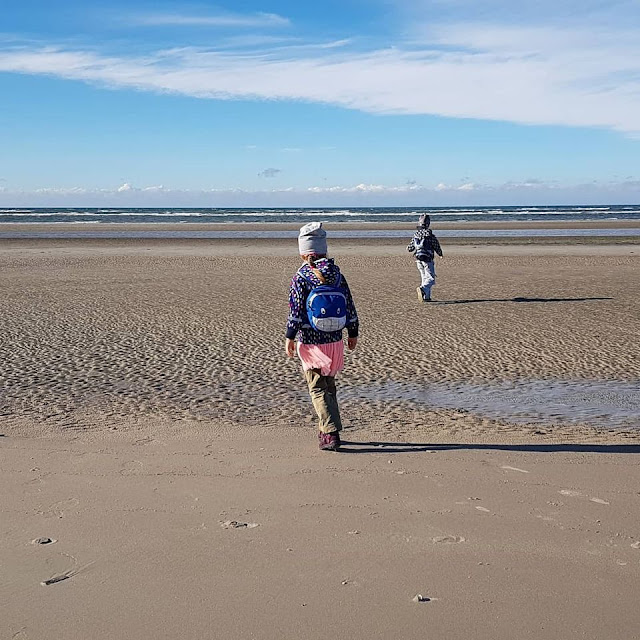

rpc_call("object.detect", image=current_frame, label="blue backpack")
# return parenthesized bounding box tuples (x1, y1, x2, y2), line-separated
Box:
(302, 271, 347, 332)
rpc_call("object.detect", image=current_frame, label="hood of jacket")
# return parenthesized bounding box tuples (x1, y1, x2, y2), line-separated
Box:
(298, 257, 341, 286)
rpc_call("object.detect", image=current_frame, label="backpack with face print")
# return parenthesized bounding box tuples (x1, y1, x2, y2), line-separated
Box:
(301, 272, 347, 332)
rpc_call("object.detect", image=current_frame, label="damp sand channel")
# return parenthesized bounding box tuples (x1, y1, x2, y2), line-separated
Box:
(342, 379, 640, 429)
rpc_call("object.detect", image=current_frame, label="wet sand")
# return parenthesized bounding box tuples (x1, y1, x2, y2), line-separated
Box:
(1, 237, 638, 439)
(1, 235, 639, 640)
(2, 219, 640, 233)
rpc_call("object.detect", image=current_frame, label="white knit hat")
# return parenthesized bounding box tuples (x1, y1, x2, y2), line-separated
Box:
(298, 222, 327, 255)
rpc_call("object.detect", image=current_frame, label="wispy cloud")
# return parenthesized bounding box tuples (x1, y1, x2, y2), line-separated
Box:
(131, 12, 290, 28)
(1, 10, 640, 134)
(398, 0, 640, 29)
(258, 168, 282, 178)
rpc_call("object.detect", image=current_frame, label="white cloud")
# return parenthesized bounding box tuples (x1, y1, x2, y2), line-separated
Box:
(131, 12, 290, 28)
(117, 182, 167, 193)
(2, 179, 640, 206)
(398, 0, 639, 29)
(0, 14, 640, 134)
(34, 186, 88, 194)
(306, 183, 422, 193)
(258, 168, 282, 178)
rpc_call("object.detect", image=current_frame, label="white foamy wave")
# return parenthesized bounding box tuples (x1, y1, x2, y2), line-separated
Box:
(1, 205, 638, 227)
(132, 211, 210, 217)
(3, 211, 95, 217)
(0, 220, 102, 224)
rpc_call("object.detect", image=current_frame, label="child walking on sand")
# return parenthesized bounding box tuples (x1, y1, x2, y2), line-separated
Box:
(285, 222, 359, 451)
(407, 213, 443, 302)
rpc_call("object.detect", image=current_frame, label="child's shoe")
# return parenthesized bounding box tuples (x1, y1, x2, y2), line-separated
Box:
(318, 431, 340, 451)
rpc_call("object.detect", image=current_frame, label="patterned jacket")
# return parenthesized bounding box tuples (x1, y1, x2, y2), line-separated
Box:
(407, 228, 443, 261)
(286, 258, 359, 344)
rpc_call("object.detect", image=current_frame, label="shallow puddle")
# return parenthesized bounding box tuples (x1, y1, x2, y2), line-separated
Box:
(342, 379, 640, 429)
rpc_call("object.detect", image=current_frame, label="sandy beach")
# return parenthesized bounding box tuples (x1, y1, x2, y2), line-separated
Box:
(2, 230, 639, 639)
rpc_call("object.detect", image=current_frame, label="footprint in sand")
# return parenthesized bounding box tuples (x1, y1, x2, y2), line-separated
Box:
(119, 460, 144, 476)
(41, 572, 76, 586)
(221, 520, 259, 529)
(41, 553, 78, 586)
(590, 498, 610, 505)
(40, 556, 93, 586)
(412, 594, 432, 603)
(31, 537, 56, 545)
(432, 535, 465, 544)
(630, 542, 640, 550)
(46, 498, 79, 519)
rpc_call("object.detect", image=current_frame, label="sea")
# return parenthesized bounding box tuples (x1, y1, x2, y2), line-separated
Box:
(1, 205, 639, 238)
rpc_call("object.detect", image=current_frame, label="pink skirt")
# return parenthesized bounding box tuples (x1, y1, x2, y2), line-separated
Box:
(297, 340, 344, 377)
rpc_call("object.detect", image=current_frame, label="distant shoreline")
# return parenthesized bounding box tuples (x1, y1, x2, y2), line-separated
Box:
(1, 220, 639, 246)
(1, 220, 639, 232)
(0, 219, 640, 233)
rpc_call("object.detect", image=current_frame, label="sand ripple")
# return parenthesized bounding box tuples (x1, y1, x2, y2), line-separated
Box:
(1, 252, 639, 436)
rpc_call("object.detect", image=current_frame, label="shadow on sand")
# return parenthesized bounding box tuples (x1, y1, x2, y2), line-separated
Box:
(433, 296, 613, 305)
(339, 441, 640, 455)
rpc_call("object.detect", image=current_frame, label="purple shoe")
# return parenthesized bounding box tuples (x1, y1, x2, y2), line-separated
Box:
(318, 431, 341, 451)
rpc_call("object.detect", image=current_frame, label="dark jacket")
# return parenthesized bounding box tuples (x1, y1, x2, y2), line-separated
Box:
(407, 228, 443, 261)
(286, 258, 358, 344)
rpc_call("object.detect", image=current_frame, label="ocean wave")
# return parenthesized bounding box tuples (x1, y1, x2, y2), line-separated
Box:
(1, 205, 639, 225)
(3, 212, 96, 217)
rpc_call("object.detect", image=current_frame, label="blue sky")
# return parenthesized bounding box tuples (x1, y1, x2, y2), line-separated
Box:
(1, 0, 640, 206)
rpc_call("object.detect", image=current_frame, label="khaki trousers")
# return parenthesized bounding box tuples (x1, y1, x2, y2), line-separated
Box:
(303, 368, 343, 434)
